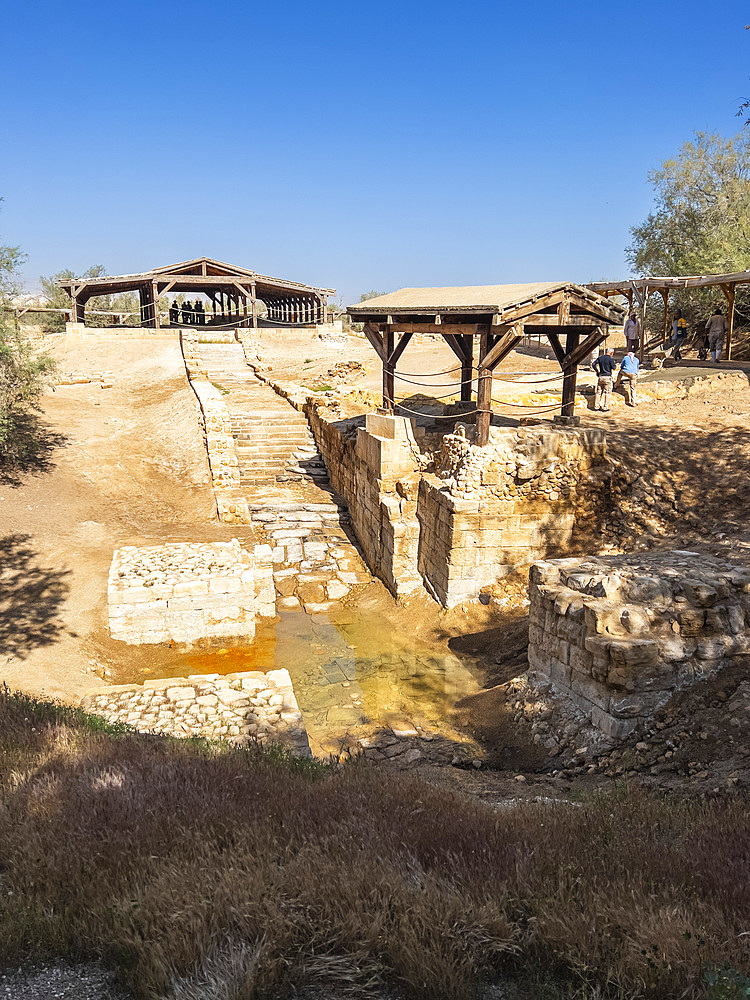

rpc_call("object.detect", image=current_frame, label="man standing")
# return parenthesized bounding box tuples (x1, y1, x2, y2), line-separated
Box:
(624, 312, 640, 354)
(705, 308, 728, 362)
(592, 347, 616, 412)
(672, 310, 688, 361)
(618, 351, 640, 406)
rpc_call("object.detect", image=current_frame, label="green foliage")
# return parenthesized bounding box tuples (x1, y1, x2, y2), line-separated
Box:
(627, 131, 750, 324)
(39, 265, 140, 330)
(358, 289, 388, 302)
(0, 212, 56, 471)
(705, 965, 750, 999)
(0, 198, 26, 303)
(0, 317, 56, 460)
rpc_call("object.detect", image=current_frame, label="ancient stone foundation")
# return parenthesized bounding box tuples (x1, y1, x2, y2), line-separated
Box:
(307, 408, 608, 606)
(82, 668, 310, 755)
(108, 540, 274, 644)
(528, 552, 750, 739)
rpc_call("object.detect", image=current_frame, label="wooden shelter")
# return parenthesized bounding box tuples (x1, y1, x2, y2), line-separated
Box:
(588, 269, 750, 361)
(348, 282, 625, 445)
(58, 257, 335, 329)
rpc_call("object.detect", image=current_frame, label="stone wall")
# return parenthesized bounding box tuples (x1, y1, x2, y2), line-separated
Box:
(306, 407, 609, 606)
(417, 424, 606, 606)
(305, 410, 425, 597)
(81, 668, 310, 755)
(528, 552, 750, 739)
(108, 540, 274, 645)
(182, 331, 249, 524)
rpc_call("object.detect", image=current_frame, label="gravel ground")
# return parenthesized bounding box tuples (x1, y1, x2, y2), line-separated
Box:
(0, 962, 133, 1000)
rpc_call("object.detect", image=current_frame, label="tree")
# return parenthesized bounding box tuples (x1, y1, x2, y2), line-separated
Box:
(627, 131, 750, 325)
(627, 131, 750, 277)
(0, 206, 56, 475)
(39, 265, 139, 330)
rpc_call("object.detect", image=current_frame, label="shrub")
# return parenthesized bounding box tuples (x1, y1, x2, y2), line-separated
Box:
(1, 687, 748, 1000)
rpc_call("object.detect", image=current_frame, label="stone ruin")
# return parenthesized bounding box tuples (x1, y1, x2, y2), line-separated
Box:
(306, 408, 610, 607)
(108, 540, 274, 645)
(528, 552, 750, 739)
(82, 668, 310, 756)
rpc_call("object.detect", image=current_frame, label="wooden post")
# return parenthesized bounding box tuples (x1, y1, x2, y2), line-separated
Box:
(661, 289, 669, 347)
(722, 283, 736, 360)
(638, 286, 648, 364)
(383, 326, 395, 410)
(476, 328, 492, 446)
(460, 334, 473, 403)
(561, 330, 580, 417)
(251, 281, 258, 328)
(152, 281, 160, 329)
(323, 296, 329, 324)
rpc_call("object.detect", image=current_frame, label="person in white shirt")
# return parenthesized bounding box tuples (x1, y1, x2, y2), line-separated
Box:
(705, 309, 728, 362)
(624, 312, 640, 353)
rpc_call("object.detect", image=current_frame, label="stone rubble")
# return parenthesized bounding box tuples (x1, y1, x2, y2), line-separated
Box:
(81, 669, 310, 756)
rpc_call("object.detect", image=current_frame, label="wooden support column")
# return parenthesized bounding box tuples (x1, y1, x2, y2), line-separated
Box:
(383, 326, 395, 410)
(460, 333, 473, 403)
(251, 281, 258, 328)
(722, 283, 736, 360)
(476, 327, 493, 446)
(152, 281, 160, 329)
(661, 289, 670, 346)
(638, 285, 648, 363)
(560, 330, 580, 417)
(323, 296, 329, 324)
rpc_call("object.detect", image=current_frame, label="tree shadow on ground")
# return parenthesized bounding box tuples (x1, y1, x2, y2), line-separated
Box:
(0, 412, 68, 488)
(0, 534, 73, 659)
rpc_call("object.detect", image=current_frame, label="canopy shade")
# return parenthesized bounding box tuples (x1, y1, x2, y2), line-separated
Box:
(348, 281, 623, 326)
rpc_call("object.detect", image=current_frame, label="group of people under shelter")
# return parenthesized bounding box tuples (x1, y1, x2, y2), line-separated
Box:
(169, 300, 207, 326)
(591, 303, 730, 413)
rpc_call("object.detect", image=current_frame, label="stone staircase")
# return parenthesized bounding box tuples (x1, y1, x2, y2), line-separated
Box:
(197, 344, 328, 486)
(188, 341, 374, 613)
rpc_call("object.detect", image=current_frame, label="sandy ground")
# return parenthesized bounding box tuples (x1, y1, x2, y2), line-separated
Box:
(1, 333, 256, 702)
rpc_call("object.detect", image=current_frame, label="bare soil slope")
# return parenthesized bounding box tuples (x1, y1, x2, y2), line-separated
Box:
(1, 335, 226, 701)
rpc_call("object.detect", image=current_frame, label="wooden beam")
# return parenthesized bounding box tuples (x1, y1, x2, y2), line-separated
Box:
(476, 327, 493, 447)
(441, 332, 472, 364)
(387, 330, 413, 368)
(523, 314, 607, 327)
(561, 327, 605, 371)
(363, 322, 386, 362)
(546, 330, 566, 366)
(480, 322, 524, 369)
(377, 321, 481, 337)
(459, 333, 473, 403)
(152, 281, 160, 329)
(721, 283, 736, 360)
(661, 289, 670, 347)
(383, 327, 395, 410)
(561, 330, 580, 417)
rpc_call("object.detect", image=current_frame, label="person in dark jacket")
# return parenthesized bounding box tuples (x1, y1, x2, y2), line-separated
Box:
(592, 347, 617, 412)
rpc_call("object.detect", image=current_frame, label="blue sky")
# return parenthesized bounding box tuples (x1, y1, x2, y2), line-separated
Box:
(1, 0, 748, 303)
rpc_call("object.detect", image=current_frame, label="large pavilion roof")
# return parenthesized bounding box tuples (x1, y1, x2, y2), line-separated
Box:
(58, 256, 335, 301)
(348, 280, 624, 325)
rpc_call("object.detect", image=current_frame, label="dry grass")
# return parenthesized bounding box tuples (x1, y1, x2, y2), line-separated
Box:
(1, 687, 749, 1000)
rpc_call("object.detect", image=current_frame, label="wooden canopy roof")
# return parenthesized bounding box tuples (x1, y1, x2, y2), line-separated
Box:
(57, 256, 335, 303)
(348, 281, 624, 327)
(588, 269, 750, 295)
